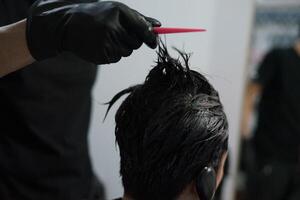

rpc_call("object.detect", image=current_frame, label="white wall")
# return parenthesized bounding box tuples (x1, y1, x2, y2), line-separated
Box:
(207, 1, 255, 200)
(88, 0, 254, 199)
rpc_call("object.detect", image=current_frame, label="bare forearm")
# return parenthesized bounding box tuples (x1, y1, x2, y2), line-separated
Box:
(0, 19, 35, 77)
(241, 82, 262, 139)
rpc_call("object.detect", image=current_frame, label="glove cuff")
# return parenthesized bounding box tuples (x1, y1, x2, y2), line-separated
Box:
(26, 0, 75, 60)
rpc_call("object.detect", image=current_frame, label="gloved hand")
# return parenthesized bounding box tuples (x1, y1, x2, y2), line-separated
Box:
(26, 0, 161, 64)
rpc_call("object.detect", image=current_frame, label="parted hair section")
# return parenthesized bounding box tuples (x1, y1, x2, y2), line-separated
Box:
(105, 42, 229, 200)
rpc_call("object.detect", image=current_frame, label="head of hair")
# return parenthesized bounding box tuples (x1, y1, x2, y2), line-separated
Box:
(105, 42, 228, 200)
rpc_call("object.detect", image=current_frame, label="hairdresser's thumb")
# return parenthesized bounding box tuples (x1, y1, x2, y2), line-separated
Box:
(143, 17, 161, 49)
(145, 17, 161, 27)
(129, 10, 160, 49)
(144, 30, 159, 49)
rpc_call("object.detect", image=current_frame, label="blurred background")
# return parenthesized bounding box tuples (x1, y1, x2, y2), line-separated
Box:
(88, 0, 300, 199)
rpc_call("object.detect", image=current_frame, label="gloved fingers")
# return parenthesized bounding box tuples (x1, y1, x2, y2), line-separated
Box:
(130, 10, 161, 48)
(120, 7, 159, 49)
(122, 49, 133, 58)
(116, 25, 143, 50)
(110, 30, 134, 57)
(101, 44, 122, 64)
(144, 17, 162, 27)
(99, 31, 133, 64)
(131, 9, 161, 28)
(133, 15, 159, 49)
(108, 55, 122, 64)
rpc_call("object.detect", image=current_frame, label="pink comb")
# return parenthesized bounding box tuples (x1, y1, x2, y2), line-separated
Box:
(153, 27, 206, 34)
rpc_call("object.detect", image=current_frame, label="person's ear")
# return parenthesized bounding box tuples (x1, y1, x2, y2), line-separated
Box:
(196, 167, 216, 200)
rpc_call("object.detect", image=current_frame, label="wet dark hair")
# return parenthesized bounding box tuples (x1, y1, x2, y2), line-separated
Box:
(106, 43, 228, 200)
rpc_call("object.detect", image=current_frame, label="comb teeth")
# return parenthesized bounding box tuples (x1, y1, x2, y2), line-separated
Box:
(153, 27, 206, 34)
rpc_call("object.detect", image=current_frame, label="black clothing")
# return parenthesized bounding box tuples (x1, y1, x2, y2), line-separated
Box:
(253, 48, 300, 164)
(0, 0, 34, 25)
(0, 0, 102, 199)
(247, 47, 300, 200)
(247, 161, 300, 200)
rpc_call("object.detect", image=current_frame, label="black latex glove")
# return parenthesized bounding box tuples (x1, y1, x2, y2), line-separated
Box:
(26, 0, 161, 64)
